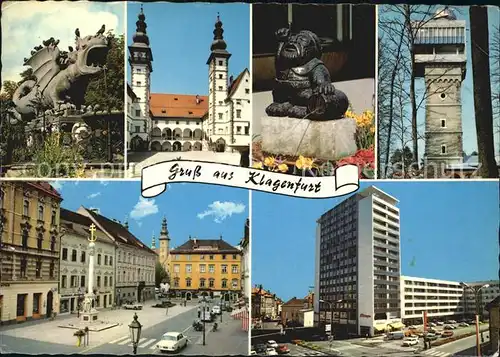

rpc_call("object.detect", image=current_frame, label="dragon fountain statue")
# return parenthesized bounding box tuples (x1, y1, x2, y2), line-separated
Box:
(11, 25, 109, 122)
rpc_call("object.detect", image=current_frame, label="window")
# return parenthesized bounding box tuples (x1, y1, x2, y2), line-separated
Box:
(136, 81, 142, 86)
(209, 264, 215, 273)
(232, 254, 237, 260)
(221, 279, 228, 288)
(200, 278, 206, 288)
(49, 261, 55, 278)
(218, 101, 223, 105)
(222, 255, 226, 260)
(109, 256, 113, 266)
(441, 119, 446, 128)
(186, 264, 192, 273)
(174, 278, 180, 287)
(232, 279, 238, 288)
(81, 251, 86, 263)
(38, 205, 44, 221)
(209, 255, 214, 260)
(218, 74, 223, 79)
(22, 229, 28, 249)
(174, 264, 180, 273)
(33, 293, 41, 314)
(135, 126, 140, 133)
(97, 276, 101, 287)
(51, 210, 56, 225)
(37, 233, 43, 250)
(81, 275, 86, 287)
(245, 89, 249, 94)
(218, 86, 223, 91)
(441, 145, 446, 154)
(61, 275, 67, 288)
(71, 249, 77, 262)
(17, 294, 27, 317)
(137, 68, 141, 72)
(104, 276, 108, 287)
(245, 126, 249, 135)
(440, 93, 447, 100)
(232, 265, 238, 274)
(218, 60, 223, 66)
(105, 255, 108, 265)
(236, 109, 241, 118)
(109, 277, 113, 287)
(23, 200, 29, 216)
(62, 248, 68, 260)
(98, 254, 101, 265)
(186, 278, 192, 287)
(36, 259, 42, 278)
(236, 126, 241, 134)
(209, 278, 215, 288)
(71, 275, 77, 287)
(200, 255, 205, 260)
(200, 264, 206, 273)
(135, 109, 141, 117)
(221, 265, 228, 274)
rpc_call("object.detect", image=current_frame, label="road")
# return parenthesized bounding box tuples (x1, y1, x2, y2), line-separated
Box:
(0, 306, 247, 355)
(80, 308, 247, 355)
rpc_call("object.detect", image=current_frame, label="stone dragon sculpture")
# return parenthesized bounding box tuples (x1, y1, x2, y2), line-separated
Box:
(11, 25, 109, 122)
(266, 28, 349, 120)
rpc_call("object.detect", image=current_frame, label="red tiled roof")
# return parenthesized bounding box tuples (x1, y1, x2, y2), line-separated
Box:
(150, 93, 208, 119)
(27, 182, 63, 200)
(283, 297, 307, 306)
(227, 68, 249, 99)
(170, 238, 240, 254)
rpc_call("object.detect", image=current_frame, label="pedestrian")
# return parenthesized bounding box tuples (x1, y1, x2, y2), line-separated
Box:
(165, 306, 169, 315)
(197, 307, 201, 318)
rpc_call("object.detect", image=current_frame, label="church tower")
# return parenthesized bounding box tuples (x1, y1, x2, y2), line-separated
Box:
(206, 14, 232, 150)
(158, 217, 170, 271)
(129, 5, 153, 119)
(413, 8, 466, 177)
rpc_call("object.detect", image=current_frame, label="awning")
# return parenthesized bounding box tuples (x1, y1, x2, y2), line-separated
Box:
(374, 324, 388, 331)
(389, 322, 405, 329)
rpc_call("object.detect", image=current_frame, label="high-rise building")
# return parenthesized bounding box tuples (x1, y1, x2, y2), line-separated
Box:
(413, 8, 467, 177)
(314, 186, 403, 337)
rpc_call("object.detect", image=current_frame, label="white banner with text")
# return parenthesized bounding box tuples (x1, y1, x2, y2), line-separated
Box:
(141, 160, 360, 199)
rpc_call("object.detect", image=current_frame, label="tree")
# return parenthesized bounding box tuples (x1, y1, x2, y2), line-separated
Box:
(84, 32, 124, 111)
(155, 261, 169, 288)
(469, 6, 498, 178)
(1, 80, 18, 100)
(390, 146, 415, 178)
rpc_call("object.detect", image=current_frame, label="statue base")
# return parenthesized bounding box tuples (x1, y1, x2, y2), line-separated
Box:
(261, 116, 358, 161)
(80, 310, 99, 324)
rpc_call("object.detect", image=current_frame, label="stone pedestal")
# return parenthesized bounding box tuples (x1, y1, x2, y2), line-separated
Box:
(261, 116, 357, 161)
(80, 310, 99, 323)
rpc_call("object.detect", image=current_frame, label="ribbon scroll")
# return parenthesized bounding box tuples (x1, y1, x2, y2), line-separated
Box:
(141, 160, 360, 199)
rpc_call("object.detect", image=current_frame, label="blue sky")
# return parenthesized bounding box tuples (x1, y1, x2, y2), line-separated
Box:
(50, 181, 249, 250)
(380, 6, 500, 159)
(1, 1, 124, 86)
(126, 3, 250, 95)
(252, 181, 499, 301)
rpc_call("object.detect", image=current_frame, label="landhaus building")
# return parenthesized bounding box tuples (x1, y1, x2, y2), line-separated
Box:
(0, 182, 62, 324)
(127, 8, 250, 154)
(76, 207, 157, 304)
(59, 208, 116, 313)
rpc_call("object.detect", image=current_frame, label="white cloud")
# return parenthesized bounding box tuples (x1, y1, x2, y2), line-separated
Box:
(1, 1, 124, 89)
(130, 197, 159, 220)
(100, 180, 109, 186)
(50, 181, 65, 191)
(197, 201, 246, 223)
(87, 192, 101, 199)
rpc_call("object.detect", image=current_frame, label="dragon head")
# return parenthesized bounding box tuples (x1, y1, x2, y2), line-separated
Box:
(74, 25, 109, 75)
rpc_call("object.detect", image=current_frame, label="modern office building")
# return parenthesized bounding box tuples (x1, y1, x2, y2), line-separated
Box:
(401, 276, 464, 325)
(314, 186, 403, 337)
(464, 281, 500, 317)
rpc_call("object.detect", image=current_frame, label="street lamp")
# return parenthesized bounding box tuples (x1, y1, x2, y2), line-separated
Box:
(461, 282, 490, 357)
(202, 296, 207, 346)
(319, 299, 343, 337)
(220, 295, 224, 323)
(128, 313, 142, 355)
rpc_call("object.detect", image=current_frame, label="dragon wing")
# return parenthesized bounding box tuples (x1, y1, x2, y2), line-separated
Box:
(24, 46, 61, 92)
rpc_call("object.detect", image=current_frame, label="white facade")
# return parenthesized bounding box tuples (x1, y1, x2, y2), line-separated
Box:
(127, 84, 151, 151)
(150, 118, 207, 152)
(401, 276, 464, 323)
(225, 70, 251, 147)
(130, 65, 151, 118)
(59, 216, 116, 313)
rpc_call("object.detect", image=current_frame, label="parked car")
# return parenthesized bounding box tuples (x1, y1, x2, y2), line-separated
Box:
(123, 303, 143, 310)
(448, 320, 457, 324)
(250, 350, 257, 355)
(255, 344, 267, 354)
(156, 332, 188, 352)
(429, 322, 437, 327)
(266, 348, 278, 356)
(276, 345, 290, 354)
(444, 325, 456, 330)
(408, 325, 417, 330)
(386, 332, 405, 340)
(267, 340, 279, 349)
(402, 337, 419, 347)
(459, 322, 470, 327)
(442, 330, 454, 338)
(212, 305, 221, 315)
(426, 333, 439, 341)
(436, 321, 444, 326)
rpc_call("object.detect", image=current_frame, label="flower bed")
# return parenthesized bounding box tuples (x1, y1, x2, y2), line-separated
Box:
(253, 108, 375, 179)
(431, 331, 483, 347)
